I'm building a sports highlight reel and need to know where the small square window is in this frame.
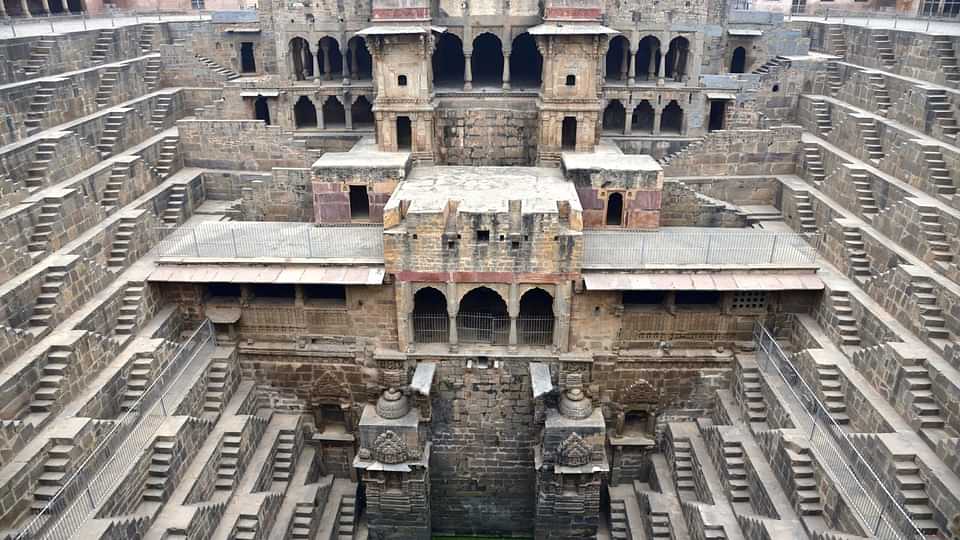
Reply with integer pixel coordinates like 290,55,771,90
566,75,576,86
447,240,455,249
476,230,490,242
511,241,520,250
398,75,408,86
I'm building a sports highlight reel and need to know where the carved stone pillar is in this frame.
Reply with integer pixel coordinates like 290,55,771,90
627,49,636,85
653,107,662,135
446,282,459,352
463,51,473,91
342,50,351,85
502,52,511,90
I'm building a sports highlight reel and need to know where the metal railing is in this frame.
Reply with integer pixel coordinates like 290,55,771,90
412,313,449,344
457,312,511,345
789,6,960,31
582,230,818,268
18,320,215,540
157,222,384,261
0,10,213,38
753,323,925,540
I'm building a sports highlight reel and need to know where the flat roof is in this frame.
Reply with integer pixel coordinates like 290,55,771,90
313,148,411,170
148,265,385,285
386,166,582,215
562,152,662,173
583,272,824,291
527,23,618,35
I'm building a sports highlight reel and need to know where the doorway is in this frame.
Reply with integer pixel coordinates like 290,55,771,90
240,42,256,73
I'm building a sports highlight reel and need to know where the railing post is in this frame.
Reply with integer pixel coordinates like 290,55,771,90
705,234,713,264
769,235,779,263
231,229,239,257
192,228,200,257
874,499,889,534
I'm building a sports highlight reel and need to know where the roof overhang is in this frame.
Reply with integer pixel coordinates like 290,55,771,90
582,272,824,291
239,90,280,97
527,23,619,36
224,27,261,33
728,29,763,36
355,25,445,36
706,92,737,100
147,265,385,285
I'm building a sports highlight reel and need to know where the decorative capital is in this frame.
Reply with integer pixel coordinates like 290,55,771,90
557,432,591,467
372,430,409,464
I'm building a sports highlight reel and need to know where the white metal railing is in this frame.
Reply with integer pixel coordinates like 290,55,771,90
582,229,818,268
18,320,215,540
789,6,960,31
157,222,384,261
753,323,925,540
0,10,214,38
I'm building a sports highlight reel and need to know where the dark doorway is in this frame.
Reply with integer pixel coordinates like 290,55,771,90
433,33,465,87
413,287,449,343
602,101,626,133
457,287,510,345
254,96,270,125
240,42,256,73
661,101,683,134
317,36,343,80
351,96,374,128
518,288,555,346
294,96,317,128
561,117,577,150
349,185,369,220
510,32,542,88
632,100,655,133
636,36,661,80
347,36,373,80
665,36,690,81
4,0,25,15
606,192,624,226
730,46,746,73
606,35,630,82
322,96,346,129
48,0,65,13
289,38,313,80
708,100,727,131
397,116,412,150
65,0,81,10
472,33,504,87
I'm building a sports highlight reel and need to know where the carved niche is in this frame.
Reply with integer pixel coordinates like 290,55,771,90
557,432,592,467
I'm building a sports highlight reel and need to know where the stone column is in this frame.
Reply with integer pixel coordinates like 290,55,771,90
657,46,666,85
653,107,662,135
20,0,32,17
0,1,6,17
502,52,511,90
345,97,354,129
508,282,519,352
553,282,572,352
648,48,657,80
318,97,326,129
627,49,636,85
39,0,51,15
295,285,305,307
463,51,473,91
398,282,415,352
312,50,320,82
624,105,635,135
342,50,351,85
446,282,459,352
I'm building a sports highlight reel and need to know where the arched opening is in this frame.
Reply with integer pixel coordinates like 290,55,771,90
26,0,43,14
4,0,25,15
472,33,504,87
413,287,449,343
289,38,313,81
665,36,690,81
433,32,465,88
561,117,577,151
636,36,661,81
254,96,270,125
397,116,412,150
518,288,555,346
293,96,317,128
602,100,626,133
510,32,542,89
317,36,343,80
606,35,631,82
606,192,624,226
631,100,655,133
661,100,683,134
730,46,747,73
457,287,509,345
240,42,256,73
64,0,81,11
709,100,727,131
351,96,374,128
322,96,346,129
347,36,373,80
48,0,65,13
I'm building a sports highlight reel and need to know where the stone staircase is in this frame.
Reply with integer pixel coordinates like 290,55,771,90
23,38,55,77
28,265,67,331
195,55,240,80
96,111,125,158
648,513,672,539
95,66,121,108
917,206,954,264
27,198,63,260
107,217,138,270
89,29,115,64
144,58,163,92
739,367,767,424
811,98,832,136
825,62,842,96
841,227,872,283
289,502,315,539
273,431,295,482
139,24,158,54
121,353,155,410
202,360,230,415
25,141,58,189
150,95,173,131
162,184,188,226
794,191,818,235
893,456,941,535
752,56,787,76
32,444,77,510
785,442,824,516
849,170,878,219
101,161,131,212
720,440,749,504
609,499,628,540
234,515,262,540
829,291,861,348
867,73,891,115
144,437,175,503
920,145,957,196
927,90,959,141
910,277,951,340
932,36,960,87
900,364,953,445
24,82,56,136
335,495,357,540
802,143,826,186
114,282,145,338
871,31,895,66
856,118,884,161
216,433,242,491
155,137,179,178
31,345,73,413
671,439,696,498
815,364,850,425
828,25,846,57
